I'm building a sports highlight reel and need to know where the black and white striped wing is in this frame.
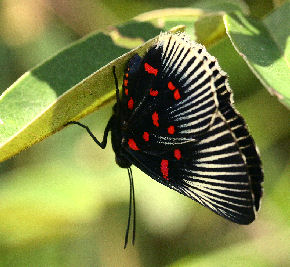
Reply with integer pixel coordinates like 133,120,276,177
123,106,262,224
120,33,223,146
120,32,263,224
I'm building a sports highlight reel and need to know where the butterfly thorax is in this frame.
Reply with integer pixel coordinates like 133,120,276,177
111,103,132,169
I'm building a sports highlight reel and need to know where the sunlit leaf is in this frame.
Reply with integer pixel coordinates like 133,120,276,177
224,3,290,108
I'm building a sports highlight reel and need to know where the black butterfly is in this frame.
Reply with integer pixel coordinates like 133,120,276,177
66,32,263,246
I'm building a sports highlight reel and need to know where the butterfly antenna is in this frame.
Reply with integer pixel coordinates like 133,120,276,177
113,66,121,105
130,167,136,246
124,167,136,249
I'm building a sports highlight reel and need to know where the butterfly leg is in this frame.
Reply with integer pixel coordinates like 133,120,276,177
65,116,113,149
112,66,121,105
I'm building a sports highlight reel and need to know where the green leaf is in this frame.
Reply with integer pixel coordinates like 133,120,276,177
193,0,250,46
0,8,204,163
0,31,150,163
224,3,290,108
195,15,226,47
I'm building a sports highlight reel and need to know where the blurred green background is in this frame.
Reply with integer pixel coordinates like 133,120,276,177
0,0,289,266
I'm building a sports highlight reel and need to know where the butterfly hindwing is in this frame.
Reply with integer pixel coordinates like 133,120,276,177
124,107,258,224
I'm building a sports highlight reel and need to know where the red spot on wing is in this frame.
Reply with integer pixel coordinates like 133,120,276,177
124,79,128,86
128,97,134,110
168,81,176,91
174,89,181,100
168,125,175,134
125,73,128,78
149,88,159,96
128,139,139,150
144,63,158,76
143,132,149,142
174,149,181,160
125,88,128,95
161,159,169,180
152,112,159,127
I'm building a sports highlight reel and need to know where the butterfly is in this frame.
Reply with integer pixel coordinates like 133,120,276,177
66,32,263,246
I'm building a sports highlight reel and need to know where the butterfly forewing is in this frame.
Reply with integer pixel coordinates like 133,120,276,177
118,32,263,224
121,34,222,147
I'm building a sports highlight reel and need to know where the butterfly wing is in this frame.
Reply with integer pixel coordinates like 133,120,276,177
119,33,263,224
123,107,262,224
121,33,224,146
